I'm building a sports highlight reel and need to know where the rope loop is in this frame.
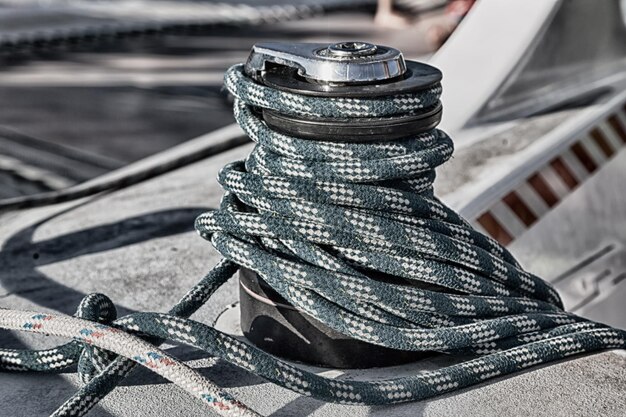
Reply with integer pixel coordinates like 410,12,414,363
75,293,119,383
224,64,442,118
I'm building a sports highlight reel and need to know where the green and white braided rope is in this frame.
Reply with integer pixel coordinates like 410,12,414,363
1,63,625,417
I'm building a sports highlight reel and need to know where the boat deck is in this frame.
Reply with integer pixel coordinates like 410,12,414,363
1,6,625,417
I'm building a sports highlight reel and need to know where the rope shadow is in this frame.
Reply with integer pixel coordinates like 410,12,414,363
0,206,208,317
0,204,214,416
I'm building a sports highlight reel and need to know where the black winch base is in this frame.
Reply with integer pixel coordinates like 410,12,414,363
239,268,429,368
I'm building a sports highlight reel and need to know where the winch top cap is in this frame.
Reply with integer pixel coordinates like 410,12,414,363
245,41,407,84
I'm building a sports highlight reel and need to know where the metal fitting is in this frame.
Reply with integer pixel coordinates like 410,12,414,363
245,41,407,84
242,41,443,142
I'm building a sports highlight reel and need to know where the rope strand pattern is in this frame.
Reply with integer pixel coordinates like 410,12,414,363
1,63,624,416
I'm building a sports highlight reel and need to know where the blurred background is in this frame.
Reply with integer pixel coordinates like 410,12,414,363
1,0,625,199
0,0,466,199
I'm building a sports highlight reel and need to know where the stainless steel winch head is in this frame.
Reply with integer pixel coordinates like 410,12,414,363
245,41,408,84
244,40,442,97
243,41,443,142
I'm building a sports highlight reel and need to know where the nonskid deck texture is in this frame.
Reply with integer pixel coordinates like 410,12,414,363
1,142,626,417
2,64,626,417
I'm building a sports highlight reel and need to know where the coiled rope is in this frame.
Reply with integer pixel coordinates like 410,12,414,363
1,63,625,417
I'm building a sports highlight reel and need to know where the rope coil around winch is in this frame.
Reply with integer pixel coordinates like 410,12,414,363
1,63,625,417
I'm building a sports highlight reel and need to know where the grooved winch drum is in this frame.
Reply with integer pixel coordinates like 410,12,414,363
239,41,443,368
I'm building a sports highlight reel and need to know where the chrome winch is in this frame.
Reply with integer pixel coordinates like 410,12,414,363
243,41,443,142
239,41,443,368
